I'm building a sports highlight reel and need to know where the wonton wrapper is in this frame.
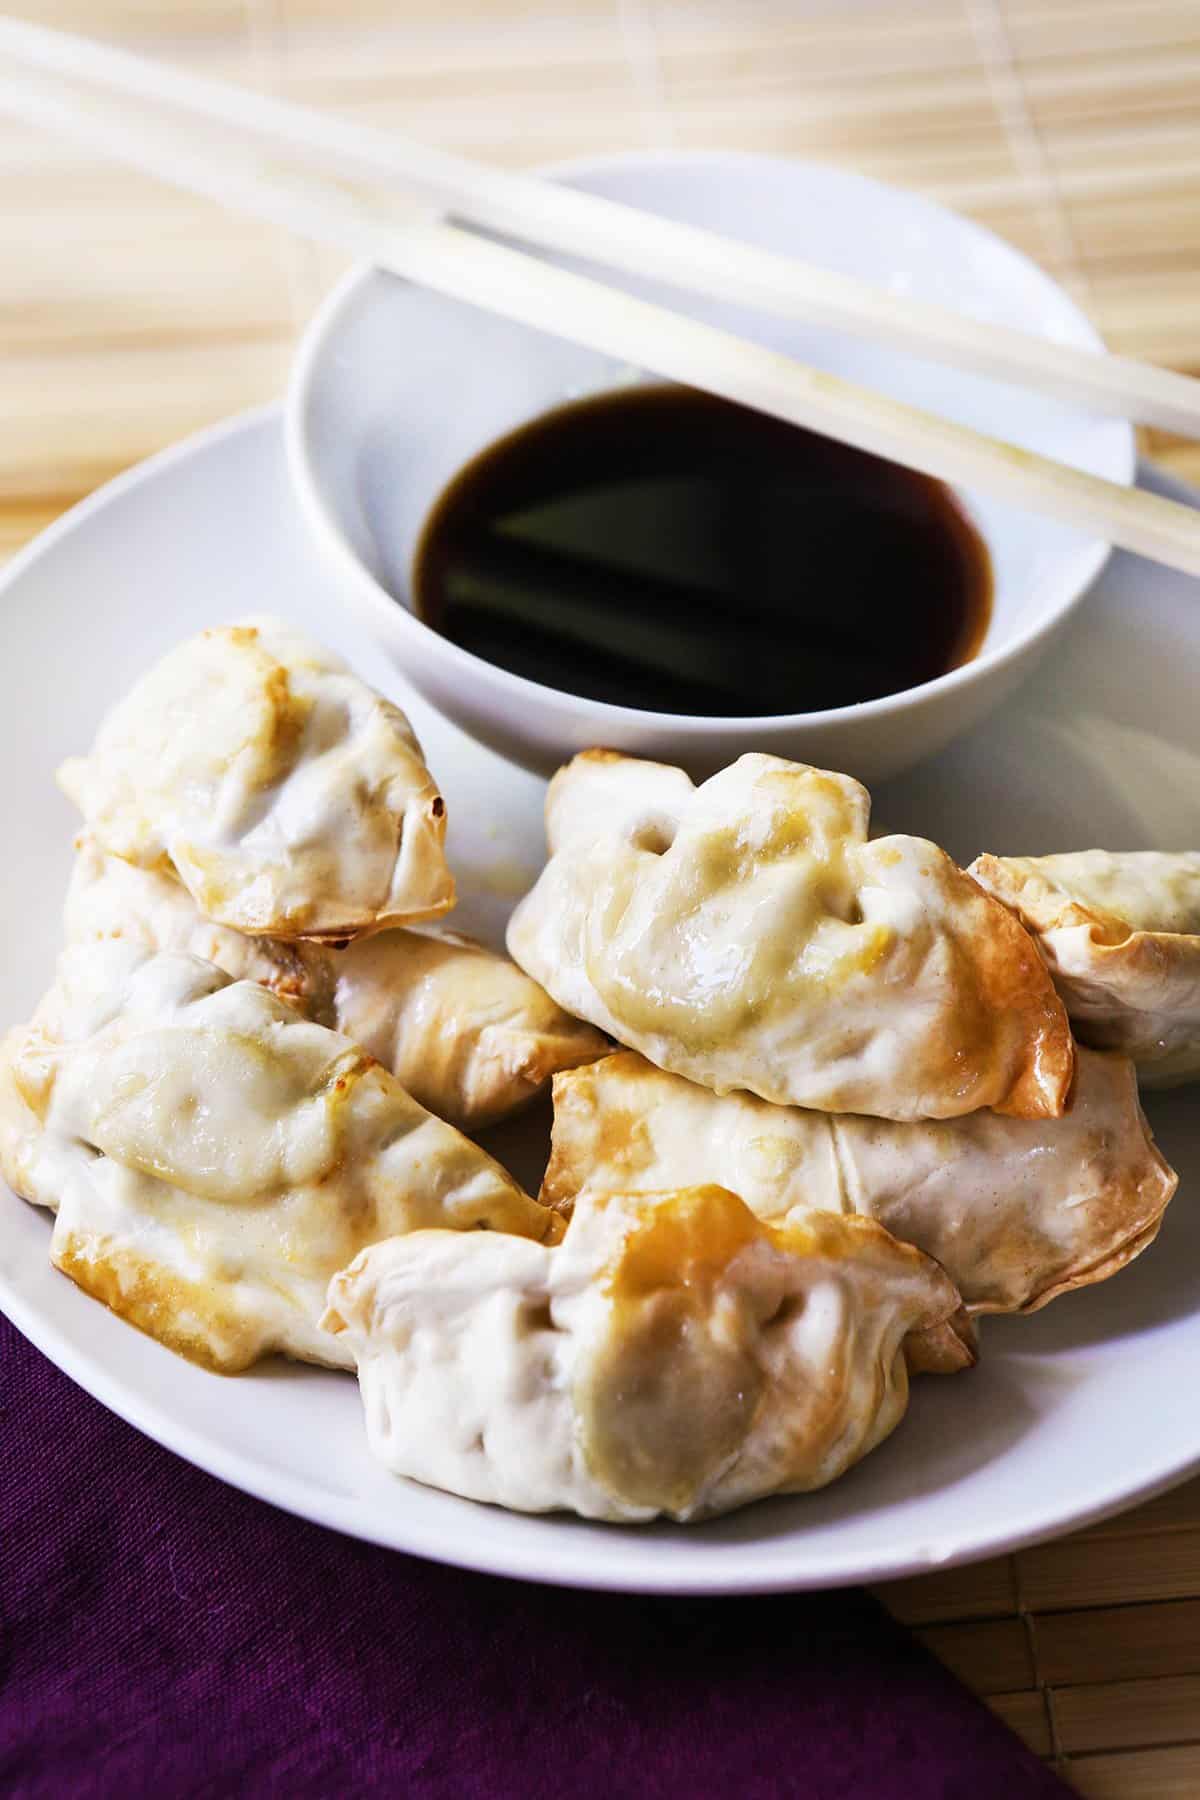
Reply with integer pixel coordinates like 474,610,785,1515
542,1048,1176,1315
65,839,608,1129
57,617,454,940
2,944,556,1372
323,1184,970,1523
971,851,1200,1088
507,751,1073,1121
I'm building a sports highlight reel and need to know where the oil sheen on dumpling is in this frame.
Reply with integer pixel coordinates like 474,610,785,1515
3,944,556,1373
57,618,454,940
65,840,608,1129
541,1049,1175,1315
971,851,1200,1087
323,1185,970,1523
507,750,1073,1121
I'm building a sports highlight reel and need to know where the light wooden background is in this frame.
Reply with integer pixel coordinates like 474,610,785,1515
2,3,1199,1794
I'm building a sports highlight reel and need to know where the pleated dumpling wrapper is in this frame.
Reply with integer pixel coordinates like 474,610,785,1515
0,944,557,1372
57,618,454,940
507,750,1073,1121
322,1184,972,1523
65,839,608,1129
64,834,337,1016
971,851,1200,1088
541,1049,1176,1316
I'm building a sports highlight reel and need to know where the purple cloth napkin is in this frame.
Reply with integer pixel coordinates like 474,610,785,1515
0,1314,1068,1799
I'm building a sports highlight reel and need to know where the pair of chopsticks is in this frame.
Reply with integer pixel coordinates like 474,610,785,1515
2,16,1200,578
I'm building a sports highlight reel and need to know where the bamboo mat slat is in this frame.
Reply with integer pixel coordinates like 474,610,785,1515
915,1616,1036,1691
1070,1745,1200,1800
1037,1600,1200,1688
1073,1482,1200,1540
993,1688,1057,1757
878,1555,1021,1626
1019,1527,1200,1613
1055,1677,1200,1757
2,2,1200,1791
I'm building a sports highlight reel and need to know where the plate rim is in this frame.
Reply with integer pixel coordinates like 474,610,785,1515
3,403,1197,1595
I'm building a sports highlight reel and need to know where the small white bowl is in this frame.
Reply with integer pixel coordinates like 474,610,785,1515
286,151,1134,781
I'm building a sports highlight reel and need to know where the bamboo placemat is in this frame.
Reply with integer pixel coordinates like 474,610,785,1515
2,2,1199,1792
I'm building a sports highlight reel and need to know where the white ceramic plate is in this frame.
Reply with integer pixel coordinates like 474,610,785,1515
3,409,1198,1594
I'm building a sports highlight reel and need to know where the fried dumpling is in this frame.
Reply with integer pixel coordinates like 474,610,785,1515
323,1184,970,1523
64,835,337,1018
330,930,609,1129
65,840,608,1128
57,618,454,941
542,1048,1176,1315
971,851,1200,1087
508,751,1073,1121
3,944,556,1372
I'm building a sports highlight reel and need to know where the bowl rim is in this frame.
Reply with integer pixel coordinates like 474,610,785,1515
285,148,1136,739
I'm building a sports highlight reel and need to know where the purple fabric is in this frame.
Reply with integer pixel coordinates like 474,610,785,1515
0,1315,1067,1799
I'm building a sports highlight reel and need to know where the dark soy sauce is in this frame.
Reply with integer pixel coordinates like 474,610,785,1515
412,384,993,716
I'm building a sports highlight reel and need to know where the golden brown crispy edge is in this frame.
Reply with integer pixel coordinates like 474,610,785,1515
956,863,1076,1118
905,1305,978,1374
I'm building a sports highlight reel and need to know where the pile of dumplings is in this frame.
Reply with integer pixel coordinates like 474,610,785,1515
1,617,1190,1526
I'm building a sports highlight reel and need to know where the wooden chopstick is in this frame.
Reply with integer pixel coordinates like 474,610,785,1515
3,13,1200,435
3,48,1200,577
